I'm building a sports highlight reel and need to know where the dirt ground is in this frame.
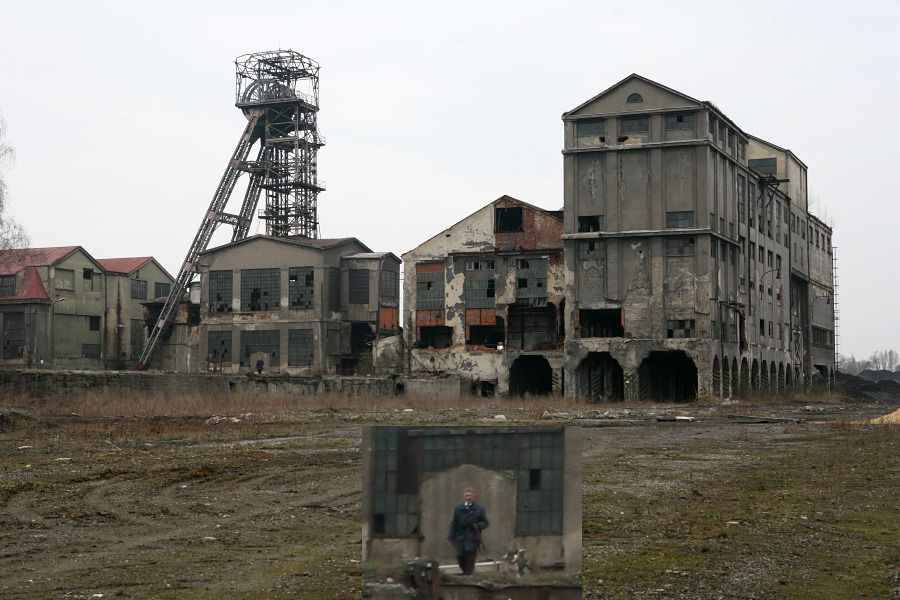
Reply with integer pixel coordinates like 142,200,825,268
1,393,899,600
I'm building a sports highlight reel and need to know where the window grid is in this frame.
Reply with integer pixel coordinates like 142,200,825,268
463,278,496,309
208,270,233,313
82,344,101,359
576,120,606,147
288,329,314,366
416,271,444,310
154,282,171,299
289,267,314,310
577,241,606,261
665,113,694,130
666,319,696,339
0,276,15,297
666,211,694,228
208,330,232,361
620,116,648,134
241,268,280,311
380,270,398,298
130,279,147,300
516,258,548,300
349,269,370,304
666,237,695,257
2,312,24,359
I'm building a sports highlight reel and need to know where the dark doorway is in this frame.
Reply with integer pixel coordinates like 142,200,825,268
509,355,553,396
418,325,452,348
579,309,624,338
638,351,697,402
507,305,558,350
578,352,624,402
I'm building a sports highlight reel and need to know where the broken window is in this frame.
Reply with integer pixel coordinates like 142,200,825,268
666,211,694,228
289,267,314,310
154,282,171,299
288,329,314,366
579,309,624,338
516,258,548,302
130,279,147,300
749,157,777,175
416,269,444,310
620,116,648,134
418,325,452,348
495,206,524,232
241,268,280,311
508,304,557,350
665,113,694,130
578,215,604,232
208,330,232,361
240,329,279,367
576,120,606,147
812,326,833,347
467,321,504,346
208,270,233,313
83,268,95,291
666,319,695,339
465,260,495,270
577,240,605,260
349,269,369,305
665,237,694,257
463,278,495,308
2,312,24,359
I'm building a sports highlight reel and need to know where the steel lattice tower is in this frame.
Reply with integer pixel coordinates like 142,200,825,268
137,50,324,370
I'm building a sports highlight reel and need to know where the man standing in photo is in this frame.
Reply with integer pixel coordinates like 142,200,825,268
447,487,489,575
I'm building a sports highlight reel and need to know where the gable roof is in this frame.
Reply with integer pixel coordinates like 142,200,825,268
0,246,81,275
200,234,372,255
563,74,702,118
96,257,154,275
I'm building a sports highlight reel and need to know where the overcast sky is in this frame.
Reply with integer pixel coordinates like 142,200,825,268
1,0,897,359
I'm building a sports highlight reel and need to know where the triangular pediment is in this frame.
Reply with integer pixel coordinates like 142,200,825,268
564,74,702,118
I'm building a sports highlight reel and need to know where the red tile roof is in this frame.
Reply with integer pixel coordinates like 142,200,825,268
0,246,80,275
96,257,153,275
16,267,49,300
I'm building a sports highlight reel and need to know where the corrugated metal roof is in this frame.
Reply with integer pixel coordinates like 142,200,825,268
0,246,81,275
96,257,153,275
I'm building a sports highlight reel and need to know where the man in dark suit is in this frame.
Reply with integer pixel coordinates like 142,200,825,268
447,487,489,575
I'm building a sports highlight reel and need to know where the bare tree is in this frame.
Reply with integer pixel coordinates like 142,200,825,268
0,113,30,250
867,349,899,372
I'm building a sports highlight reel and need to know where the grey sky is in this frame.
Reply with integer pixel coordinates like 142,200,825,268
1,0,897,359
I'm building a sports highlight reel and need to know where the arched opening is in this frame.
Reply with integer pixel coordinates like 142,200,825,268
760,360,769,393
509,355,553,396
638,351,697,402
769,362,777,394
577,352,624,402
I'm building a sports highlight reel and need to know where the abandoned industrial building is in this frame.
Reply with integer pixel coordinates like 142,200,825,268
0,247,173,369
198,235,399,374
561,74,835,401
402,195,566,396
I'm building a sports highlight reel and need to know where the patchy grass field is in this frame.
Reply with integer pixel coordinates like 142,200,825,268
1,389,898,599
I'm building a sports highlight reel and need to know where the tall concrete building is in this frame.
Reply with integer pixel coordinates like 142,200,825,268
562,75,835,401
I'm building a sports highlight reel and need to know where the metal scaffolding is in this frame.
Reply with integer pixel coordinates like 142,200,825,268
137,50,324,370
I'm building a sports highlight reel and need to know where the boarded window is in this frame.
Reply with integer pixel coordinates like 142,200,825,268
620,116,648,134
666,211,694,228
666,319,695,338
241,268,280,311
208,270,233,312
495,206,524,232
665,113,694,130
666,237,695,257
289,267,314,310
288,329,314,366
349,269,369,304
240,329,280,367
576,120,606,147
130,279,147,300
2,312,24,358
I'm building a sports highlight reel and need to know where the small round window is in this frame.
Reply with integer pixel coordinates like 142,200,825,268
626,93,643,103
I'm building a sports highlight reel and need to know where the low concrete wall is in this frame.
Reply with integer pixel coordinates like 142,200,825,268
0,369,462,398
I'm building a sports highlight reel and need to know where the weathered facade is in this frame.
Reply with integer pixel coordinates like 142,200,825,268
562,74,835,401
0,247,175,370
362,426,582,574
198,235,400,374
402,196,566,395
96,257,175,369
